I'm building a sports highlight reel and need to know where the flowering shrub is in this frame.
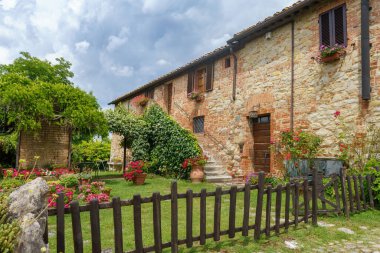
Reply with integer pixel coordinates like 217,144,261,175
85,193,110,203
182,155,208,169
47,182,74,208
2,168,73,179
77,181,111,203
123,160,147,181
272,129,322,176
245,172,287,187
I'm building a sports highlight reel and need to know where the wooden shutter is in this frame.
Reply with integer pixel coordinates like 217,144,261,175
205,63,213,92
334,6,346,45
320,12,331,46
187,72,194,94
145,88,154,99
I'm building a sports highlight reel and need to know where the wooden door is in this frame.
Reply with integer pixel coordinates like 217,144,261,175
252,115,271,172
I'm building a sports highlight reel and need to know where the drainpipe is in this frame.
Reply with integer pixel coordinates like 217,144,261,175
229,43,238,101
361,0,371,100
290,21,295,131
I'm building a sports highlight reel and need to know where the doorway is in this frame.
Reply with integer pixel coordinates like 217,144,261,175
252,115,271,172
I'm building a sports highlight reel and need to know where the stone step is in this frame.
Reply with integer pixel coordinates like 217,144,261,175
205,170,227,177
205,175,232,183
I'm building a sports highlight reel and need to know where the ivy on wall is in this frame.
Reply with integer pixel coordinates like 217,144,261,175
106,104,201,179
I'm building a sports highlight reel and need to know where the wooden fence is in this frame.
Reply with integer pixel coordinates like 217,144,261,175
45,169,378,253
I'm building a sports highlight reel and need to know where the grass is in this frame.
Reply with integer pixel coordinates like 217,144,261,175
46,175,380,252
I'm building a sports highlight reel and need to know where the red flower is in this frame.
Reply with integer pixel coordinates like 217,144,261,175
182,159,189,169
293,137,300,142
333,111,341,118
285,153,292,161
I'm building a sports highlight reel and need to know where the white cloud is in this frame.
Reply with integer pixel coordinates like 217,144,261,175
211,34,231,47
156,59,169,66
75,40,90,53
0,0,17,11
106,27,129,52
142,0,173,14
0,46,12,64
44,44,76,66
110,65,134,77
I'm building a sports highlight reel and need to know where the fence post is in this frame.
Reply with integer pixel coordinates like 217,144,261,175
70,201,83,253
171,181,178,253
228,186,237,238
90,199,101,253
214,187,222,241
133,194,143,252
303,180,309,223
339,167,349,219
242,183,251,236
353,175,361,211
200,189,207,245
275,184,282,235
186,190,193,248
152,192,162,252
284,183,290,231
359,175,367,210
294,182,299,227
254,171,265,241
366,174,375,208
112,197,124,253
265,185,272,238
57,192,65,253
346,176,354,212
311,168,318,226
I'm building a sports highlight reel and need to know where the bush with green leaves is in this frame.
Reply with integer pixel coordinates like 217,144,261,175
143,105,201,179
59,174,79,188
105,107,150,161
0,194,20,253
106,104,201,179
72,138,111,163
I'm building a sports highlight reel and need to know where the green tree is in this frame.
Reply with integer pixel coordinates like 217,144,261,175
0,52,108,164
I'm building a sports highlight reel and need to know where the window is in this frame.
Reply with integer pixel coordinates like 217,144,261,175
252,115,270,124
193,116,204,133
319,5,347,47
187,63,214,94
144,88,155,99
225,57,231,68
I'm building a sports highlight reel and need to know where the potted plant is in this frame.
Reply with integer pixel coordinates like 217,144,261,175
123,160,148,185
182,155,208,183
317,44,345,63
187,91,204,102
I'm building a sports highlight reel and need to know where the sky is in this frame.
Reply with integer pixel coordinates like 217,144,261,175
0,0,298,108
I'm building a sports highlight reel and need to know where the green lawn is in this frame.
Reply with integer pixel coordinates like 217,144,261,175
47,175,380,252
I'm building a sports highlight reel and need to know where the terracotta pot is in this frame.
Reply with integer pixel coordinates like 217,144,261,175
190,165,204,183
133,173,147,185
321,52,340,63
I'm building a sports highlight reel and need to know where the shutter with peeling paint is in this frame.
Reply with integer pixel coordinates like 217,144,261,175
320,12,331,46
205,63,213,92
334,6,346,46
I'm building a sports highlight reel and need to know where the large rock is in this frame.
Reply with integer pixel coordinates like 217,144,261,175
8,177,49,253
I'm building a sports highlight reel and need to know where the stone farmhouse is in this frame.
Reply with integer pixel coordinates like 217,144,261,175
110,0,380,181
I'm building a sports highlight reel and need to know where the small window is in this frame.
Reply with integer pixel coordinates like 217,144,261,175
193,116,204,133
319,5,347,47
225,57,231,68
252,115,270,124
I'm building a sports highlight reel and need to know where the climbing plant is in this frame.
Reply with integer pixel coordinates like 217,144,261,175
106,104,201,179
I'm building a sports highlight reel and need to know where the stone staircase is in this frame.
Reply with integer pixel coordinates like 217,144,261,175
203,151,232,183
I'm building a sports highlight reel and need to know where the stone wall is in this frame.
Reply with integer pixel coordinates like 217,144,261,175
111,0,380,176
19,122,71,168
